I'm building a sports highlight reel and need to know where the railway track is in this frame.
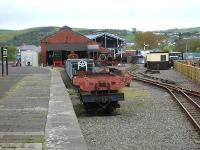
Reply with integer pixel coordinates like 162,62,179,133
127,67,200,131
168,89,200,130
134,76,200,97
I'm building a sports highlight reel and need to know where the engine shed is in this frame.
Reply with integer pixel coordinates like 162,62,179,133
86,32,125,54
146,52,170,70
85,32,125,63
41,26,101,66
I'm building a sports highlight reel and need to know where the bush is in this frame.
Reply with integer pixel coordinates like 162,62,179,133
0,46,16,61
8,46,16,61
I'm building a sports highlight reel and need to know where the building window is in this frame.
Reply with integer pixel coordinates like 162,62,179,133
161,55,166,61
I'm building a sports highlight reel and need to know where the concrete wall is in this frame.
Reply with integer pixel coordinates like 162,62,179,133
174,61,200,85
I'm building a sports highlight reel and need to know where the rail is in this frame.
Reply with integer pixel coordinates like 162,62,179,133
128,68,200,131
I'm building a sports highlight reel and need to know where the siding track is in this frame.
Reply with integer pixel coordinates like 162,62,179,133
128,68,200,131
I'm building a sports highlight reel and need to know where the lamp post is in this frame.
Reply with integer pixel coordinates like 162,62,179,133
186,40,188,53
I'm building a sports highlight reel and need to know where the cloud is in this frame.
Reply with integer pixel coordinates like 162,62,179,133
0,0,200,30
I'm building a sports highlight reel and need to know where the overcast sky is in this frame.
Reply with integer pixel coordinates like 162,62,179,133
0,0,200,31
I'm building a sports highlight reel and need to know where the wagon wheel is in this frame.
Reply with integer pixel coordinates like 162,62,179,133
99,54,107,61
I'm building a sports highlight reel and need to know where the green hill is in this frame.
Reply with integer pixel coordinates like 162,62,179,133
1,26,200,47
0,27,134,46
162,27,200,33
0,27,60,46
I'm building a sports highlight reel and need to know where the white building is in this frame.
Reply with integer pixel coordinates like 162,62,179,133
17,45,40,67
21,50,38,67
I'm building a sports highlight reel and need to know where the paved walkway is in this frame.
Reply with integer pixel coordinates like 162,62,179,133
0,66,87,149
0,67,50,149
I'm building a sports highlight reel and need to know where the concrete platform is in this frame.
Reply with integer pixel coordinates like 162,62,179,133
0,67,50,149
0,66,87,149
45,69,88,150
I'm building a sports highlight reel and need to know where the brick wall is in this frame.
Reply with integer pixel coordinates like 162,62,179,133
41,28,98,65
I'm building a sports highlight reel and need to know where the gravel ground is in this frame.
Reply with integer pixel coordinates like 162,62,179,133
67,65,200,150
138,65,200,91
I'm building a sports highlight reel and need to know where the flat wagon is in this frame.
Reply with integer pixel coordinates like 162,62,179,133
64,59,133,112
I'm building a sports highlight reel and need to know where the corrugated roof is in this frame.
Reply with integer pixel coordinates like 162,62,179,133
85,32,125,41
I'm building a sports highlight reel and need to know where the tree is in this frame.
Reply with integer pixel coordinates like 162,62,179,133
175,38,200,52
162,46,171,52
175,39,186,52
189,39,200,51
135,32,166,50
0,46,16,61
196,47,200,52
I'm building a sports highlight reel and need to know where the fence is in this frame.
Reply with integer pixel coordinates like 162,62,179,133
174,61,200,85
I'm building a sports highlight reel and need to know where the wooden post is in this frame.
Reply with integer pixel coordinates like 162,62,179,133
1,49,4,76
115,38,119,59
104,33,107,49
